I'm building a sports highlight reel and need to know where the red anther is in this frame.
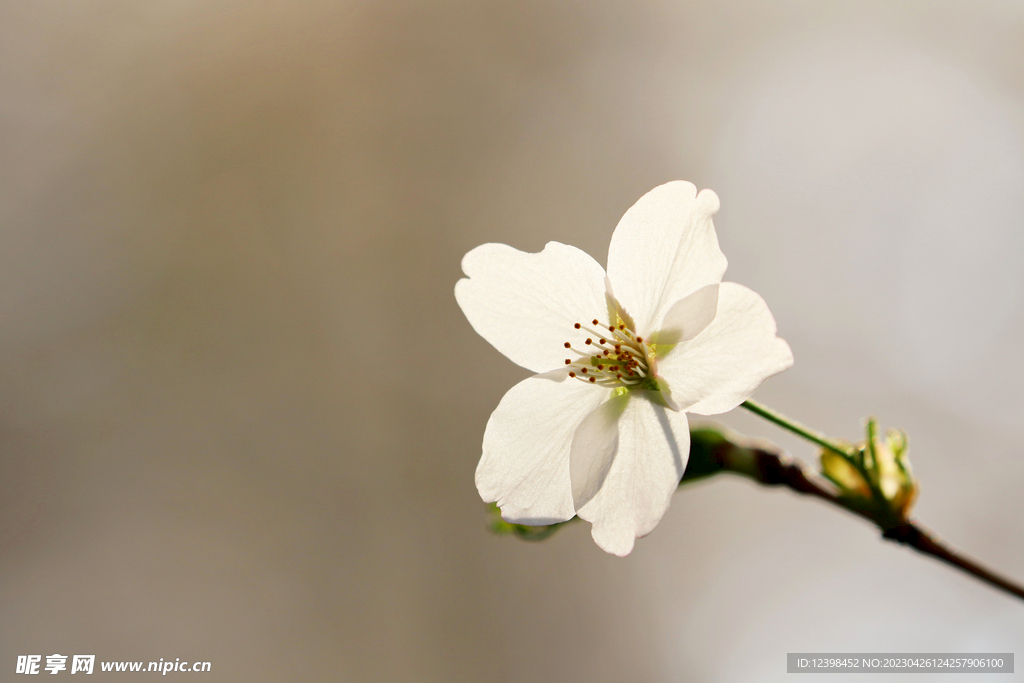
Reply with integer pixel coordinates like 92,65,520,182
636,336,643,342
599,338,606,344
581,368,588,374
569,372,576,378
565,359,571,365
574,323,581,329
585,338,592,345
608,325,615,332
592,319,599,325
619,324,625,330
589,377,596,383
564,342,571,348
616,373,622,379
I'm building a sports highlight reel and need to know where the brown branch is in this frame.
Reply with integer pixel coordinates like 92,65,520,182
882,524,1024,601
698,426,1024,602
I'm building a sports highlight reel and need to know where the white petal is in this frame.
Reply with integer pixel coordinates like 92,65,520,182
606,182,727,334
575,393,689,556
570,392,629,509
657,282,794,416
477,371,612,525
455,241,609,373
649,283,719,346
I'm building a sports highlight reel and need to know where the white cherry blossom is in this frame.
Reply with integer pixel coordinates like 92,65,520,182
455,181,793,555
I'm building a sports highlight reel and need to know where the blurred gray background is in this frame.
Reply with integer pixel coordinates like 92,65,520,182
1,1,1022,681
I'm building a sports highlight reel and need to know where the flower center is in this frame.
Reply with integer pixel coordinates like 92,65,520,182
562,318,655,389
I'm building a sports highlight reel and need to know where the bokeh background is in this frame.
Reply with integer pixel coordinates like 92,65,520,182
2,1,1023,681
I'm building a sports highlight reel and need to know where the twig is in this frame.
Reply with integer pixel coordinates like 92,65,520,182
698,426,1024,602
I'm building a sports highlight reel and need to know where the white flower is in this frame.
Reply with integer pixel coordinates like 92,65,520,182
455,181,793,556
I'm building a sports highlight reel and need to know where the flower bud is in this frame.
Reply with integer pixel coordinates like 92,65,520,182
871,427,917,519
819,419,918,528
820,444,870,498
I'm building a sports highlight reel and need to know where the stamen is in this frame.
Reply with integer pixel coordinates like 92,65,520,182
620,346,644,359
579,322,613,341
561,314,653,390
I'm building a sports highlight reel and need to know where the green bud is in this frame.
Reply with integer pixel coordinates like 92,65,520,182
821,443,871,498
875,427,917,519
819,419,918,529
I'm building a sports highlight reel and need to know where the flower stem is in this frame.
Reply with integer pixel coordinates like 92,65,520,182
741,399,852,456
